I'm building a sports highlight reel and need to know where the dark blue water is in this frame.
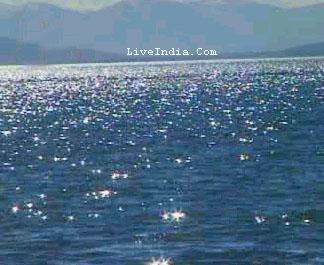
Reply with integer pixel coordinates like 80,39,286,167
0,58,323,265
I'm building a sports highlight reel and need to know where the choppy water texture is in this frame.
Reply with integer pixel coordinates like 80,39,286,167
0,58,324,265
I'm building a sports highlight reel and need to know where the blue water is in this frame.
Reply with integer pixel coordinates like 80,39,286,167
0,58,323,265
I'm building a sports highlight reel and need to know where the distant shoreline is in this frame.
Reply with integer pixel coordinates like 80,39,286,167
1,36,324,66
1,55,324,68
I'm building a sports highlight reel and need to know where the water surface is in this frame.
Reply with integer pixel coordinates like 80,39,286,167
0,58,323,264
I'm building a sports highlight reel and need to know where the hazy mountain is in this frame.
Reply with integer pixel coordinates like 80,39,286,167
0,2,19,17
1,36,323,65
0,37,122,64
1,0,324,10
281,42,324,57
219,42,324,59
0,0,323,54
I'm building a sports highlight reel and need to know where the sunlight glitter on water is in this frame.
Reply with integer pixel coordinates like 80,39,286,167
0,58,323,264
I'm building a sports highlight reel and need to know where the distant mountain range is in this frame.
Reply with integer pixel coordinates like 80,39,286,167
0,0,324,56
0,37,122,64
0,37,323,65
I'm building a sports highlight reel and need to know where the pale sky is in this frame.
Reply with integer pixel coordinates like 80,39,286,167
0,0,324,10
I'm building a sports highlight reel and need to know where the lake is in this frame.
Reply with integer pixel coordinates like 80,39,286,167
0,58,323,264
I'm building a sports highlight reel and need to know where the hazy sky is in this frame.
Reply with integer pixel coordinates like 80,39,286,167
1,0,324,10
